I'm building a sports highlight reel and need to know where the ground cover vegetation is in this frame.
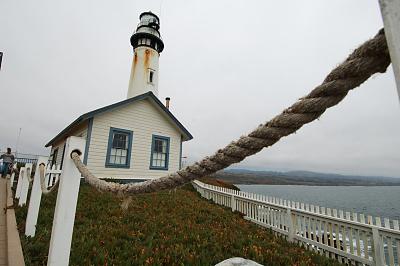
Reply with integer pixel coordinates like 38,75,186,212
16,182,341,265
198,177,240,190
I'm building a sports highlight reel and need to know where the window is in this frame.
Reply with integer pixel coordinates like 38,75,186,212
148,69,155,84
105,128,133,168
150,135,170,170
51,148,58,167
60,143,66,169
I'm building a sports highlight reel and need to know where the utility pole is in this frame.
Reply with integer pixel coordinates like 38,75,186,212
0,52,3,70
15,127,22,158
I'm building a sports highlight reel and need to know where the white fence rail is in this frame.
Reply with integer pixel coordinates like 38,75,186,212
192,180,400,266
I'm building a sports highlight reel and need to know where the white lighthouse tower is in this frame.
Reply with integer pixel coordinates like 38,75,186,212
127,12,164,99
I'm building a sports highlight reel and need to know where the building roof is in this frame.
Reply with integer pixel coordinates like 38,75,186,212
45,91,193,147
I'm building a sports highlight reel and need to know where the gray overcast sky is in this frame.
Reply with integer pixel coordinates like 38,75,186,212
1,1,399,177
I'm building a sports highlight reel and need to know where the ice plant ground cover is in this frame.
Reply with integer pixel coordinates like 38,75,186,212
15,182,341,265
199,177,240,191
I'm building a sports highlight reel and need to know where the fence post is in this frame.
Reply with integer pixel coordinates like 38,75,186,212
231,194,236,212
19,163,32,206
47,136,85,266
15,167,25,199
10,163,17,188
372,227,384,266
287,208,295,242
379,0,400,100
25,156,48,237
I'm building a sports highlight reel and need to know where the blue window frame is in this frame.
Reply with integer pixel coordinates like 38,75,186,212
105,127,133,168
150,135,170,170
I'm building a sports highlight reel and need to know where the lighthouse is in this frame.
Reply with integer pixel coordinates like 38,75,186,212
127,12,164,99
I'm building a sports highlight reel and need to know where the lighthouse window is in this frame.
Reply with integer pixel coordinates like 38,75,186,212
155,43,158,50
148,69,154,84
146,39,151,45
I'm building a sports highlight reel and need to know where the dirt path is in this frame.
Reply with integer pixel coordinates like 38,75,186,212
0,178,7,265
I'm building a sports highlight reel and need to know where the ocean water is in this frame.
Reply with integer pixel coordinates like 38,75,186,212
236,185,400,221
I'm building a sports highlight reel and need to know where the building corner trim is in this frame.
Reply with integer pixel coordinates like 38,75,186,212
83,118,93,165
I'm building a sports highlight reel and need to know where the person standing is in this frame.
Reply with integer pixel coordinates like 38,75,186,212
0,148,15,178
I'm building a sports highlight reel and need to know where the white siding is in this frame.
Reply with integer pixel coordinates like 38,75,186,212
49,123,88,168
86,99,182,179
75,126,88,139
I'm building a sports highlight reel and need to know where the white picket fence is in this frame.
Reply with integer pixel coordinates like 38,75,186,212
11,136,86,266
44,164,62,188
192,180,400,266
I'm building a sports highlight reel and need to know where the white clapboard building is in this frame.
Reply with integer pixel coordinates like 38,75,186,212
45,12,192,181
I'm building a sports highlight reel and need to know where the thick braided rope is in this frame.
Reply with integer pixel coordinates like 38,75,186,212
71,29,391,195
19,168,24,183
39,164,59,194
27,167,32,182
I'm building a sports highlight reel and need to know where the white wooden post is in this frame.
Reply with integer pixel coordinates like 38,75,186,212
47,136,85,266
15,166,25,199
287,208,295,242
19,163,33,206
372,227,384,266
231,194,236,212
25,156,48,237
10,163,17,187
379,0,400,99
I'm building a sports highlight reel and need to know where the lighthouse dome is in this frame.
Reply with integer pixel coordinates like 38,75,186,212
130,11,164,53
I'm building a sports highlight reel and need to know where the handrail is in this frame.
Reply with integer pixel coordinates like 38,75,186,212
195,180,399,234
192,180,400,266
